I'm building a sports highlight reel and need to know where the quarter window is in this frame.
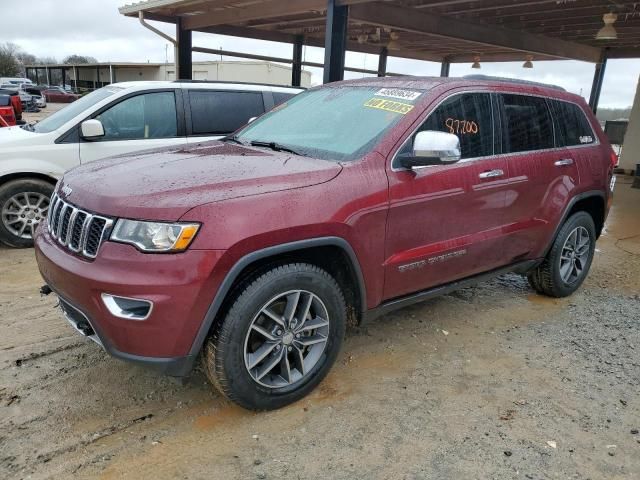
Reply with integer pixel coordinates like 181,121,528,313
550,100,595,147
189,90,265,135
414,93,494,159
95,91,178,140
500,94,553,153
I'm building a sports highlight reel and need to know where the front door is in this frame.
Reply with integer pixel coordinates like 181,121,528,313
383,91,510,300
79,90,186,163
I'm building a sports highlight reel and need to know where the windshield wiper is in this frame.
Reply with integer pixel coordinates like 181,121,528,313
221,134,246,145
20,123,35,132
249,140,307,156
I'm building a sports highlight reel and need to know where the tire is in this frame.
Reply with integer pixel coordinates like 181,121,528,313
0,178,54,248
203,263,346,410
527,211,596,298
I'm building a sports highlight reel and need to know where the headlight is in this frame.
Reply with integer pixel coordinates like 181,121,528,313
110,219,200,252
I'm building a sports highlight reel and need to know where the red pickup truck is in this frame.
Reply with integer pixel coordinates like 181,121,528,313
35,76,615,410
0,89,22,124
0,95,16,127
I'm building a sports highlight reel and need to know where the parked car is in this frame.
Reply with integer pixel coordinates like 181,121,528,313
42,87,79,103
34,76,615,410
25,87,46,108
0,77,33,87
0,95,16,127
0,81,302,247
0,88,23,123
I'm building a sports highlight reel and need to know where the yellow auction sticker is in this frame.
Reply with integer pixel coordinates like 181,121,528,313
364,98,414,115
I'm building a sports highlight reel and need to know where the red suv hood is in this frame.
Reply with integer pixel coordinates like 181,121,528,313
61,142,343,221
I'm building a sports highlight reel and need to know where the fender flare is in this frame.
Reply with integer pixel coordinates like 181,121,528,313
543,190,606,256
188,236,367,356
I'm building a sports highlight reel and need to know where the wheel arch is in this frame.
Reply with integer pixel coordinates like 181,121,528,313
189,237,367,357
0,171,59,187
544,190,606,257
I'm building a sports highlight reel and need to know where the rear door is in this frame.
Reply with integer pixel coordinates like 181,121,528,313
383,91,511,300
185,89,266,144
79,90,186,163
498,93,580,260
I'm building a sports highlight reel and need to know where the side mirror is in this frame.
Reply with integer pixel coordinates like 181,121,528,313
247,116,257,124
80,119,105,140
398,130,461,169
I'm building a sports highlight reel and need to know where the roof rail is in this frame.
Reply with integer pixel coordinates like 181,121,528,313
463,75,566,92
173,79,306,90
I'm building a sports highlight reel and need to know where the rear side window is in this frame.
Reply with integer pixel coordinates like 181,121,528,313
500,94,553,153
417,92,494,159
189,90,265,135
273,91,296,106
550,100,595,147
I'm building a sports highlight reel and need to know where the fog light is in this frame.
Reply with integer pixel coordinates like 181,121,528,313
101,294,153,320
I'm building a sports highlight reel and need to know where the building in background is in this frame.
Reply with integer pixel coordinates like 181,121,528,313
24,61,312,90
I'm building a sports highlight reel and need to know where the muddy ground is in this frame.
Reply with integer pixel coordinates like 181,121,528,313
1,178,639,480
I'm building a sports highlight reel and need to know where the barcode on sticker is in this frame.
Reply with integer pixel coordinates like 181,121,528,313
374,88,422,101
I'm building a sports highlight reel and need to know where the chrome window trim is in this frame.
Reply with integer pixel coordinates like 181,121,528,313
390,89,600,173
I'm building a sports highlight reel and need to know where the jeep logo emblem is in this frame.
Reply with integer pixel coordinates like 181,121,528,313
61,185,73,197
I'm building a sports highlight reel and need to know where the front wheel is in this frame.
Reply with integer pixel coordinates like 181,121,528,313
528,211,596,297
203,263,346,410
0,179,54,248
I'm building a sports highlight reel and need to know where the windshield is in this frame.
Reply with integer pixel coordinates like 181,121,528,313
33,86,123,133
235,86,426,161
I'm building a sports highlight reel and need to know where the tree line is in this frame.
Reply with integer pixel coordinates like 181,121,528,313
0,42,97,77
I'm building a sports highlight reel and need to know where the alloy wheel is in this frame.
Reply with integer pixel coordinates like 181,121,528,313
559,226,591,284
1,192,49,240
244,289,330,388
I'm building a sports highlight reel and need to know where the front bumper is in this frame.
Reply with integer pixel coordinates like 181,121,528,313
34,224,225,376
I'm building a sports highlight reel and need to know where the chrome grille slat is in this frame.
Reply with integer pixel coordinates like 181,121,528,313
46,193,113,259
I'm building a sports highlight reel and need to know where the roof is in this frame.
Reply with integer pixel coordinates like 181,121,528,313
119,0,640,64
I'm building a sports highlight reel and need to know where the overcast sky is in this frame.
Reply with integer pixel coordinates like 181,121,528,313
6,0,640,109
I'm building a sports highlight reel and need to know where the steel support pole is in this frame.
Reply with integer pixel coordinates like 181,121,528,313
45,66,50,86
176,17,193,80
292,36,304,87
589,51,607,113
440,59,450,77
323,0,348,83
378,47,388,77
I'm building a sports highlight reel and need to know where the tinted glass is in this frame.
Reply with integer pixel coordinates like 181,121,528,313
550,100,595,147
501,94,553,153
415,93,493,159
273,91,296,106
189,90,265,135
96,91,177,140
237,86,427,162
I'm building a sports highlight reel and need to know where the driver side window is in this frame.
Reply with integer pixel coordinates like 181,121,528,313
400,93,494,160
96,91,178,141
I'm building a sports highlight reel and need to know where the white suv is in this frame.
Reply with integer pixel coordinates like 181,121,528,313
0,81,302,247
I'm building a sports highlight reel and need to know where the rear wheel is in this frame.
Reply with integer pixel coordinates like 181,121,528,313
203,263,346,410
0,179,53,248
528,211,596,297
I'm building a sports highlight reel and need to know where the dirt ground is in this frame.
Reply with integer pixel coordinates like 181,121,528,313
1,178,639,480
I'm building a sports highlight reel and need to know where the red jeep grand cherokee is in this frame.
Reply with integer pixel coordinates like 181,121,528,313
35,77,615,410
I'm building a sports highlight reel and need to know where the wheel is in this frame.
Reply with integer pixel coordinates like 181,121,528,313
0,179,54,248
203,263,346,410
527,211,596,298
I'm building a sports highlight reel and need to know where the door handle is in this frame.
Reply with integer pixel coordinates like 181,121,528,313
479,169,504,179
554,158,574,166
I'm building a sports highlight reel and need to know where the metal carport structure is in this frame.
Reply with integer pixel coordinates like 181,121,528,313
119,0,640,112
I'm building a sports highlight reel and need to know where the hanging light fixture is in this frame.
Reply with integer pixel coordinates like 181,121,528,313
596,13,618,40
523,55,534,68
471,56,481,69
387,32,400,50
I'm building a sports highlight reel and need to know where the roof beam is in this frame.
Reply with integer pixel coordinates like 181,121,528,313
349,2,603,63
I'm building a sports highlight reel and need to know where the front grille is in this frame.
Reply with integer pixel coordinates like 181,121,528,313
47,193,113,259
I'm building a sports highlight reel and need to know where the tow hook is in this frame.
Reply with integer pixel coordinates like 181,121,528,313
39,284,52,296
